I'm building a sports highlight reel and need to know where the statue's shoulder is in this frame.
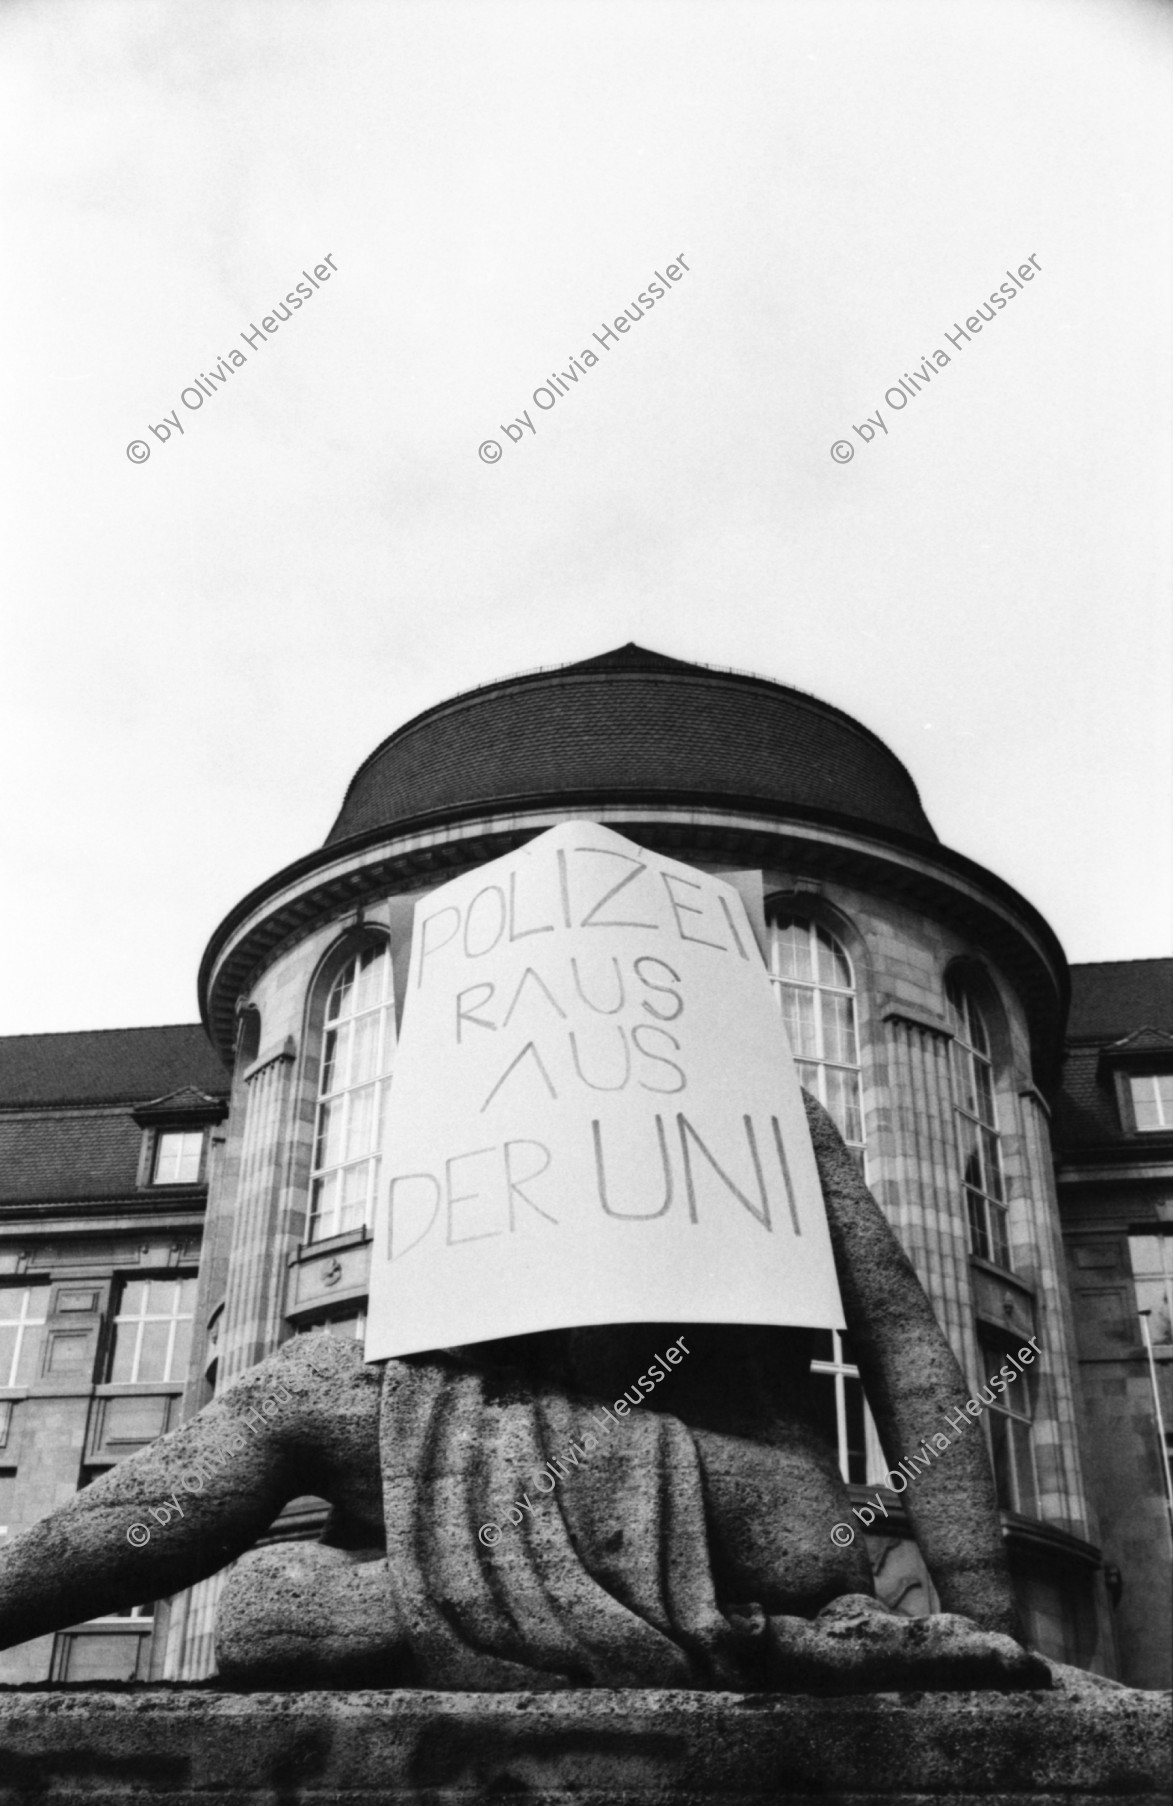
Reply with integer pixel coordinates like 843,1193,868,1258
270,1331,376,1390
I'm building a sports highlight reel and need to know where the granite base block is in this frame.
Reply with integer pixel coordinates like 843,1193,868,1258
0,1685,1168,1805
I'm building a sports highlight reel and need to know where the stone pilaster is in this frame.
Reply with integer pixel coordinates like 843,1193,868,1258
880,1011,979,1382
166,1042,300,1680
1014,1087,1094,1537
217,1041,298,1384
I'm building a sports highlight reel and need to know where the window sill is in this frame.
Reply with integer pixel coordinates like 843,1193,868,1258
1000,1513,1102,1570
842,1497,1102,1574
970,1254,1033,1293
290,1227,372,1265
22,1380,102,1397
846,1483,910,1534
93,1382,186,1398
59,1617,154,1634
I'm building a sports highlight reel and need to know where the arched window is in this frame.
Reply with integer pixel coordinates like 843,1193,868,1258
308,942,396,1243
768,916,864,1153
235,1005,261,1070
946,976,1010,1268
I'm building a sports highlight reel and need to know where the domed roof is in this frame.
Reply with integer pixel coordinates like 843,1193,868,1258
325,644,937,848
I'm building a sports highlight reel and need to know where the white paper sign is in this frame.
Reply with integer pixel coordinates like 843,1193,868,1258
365,822,844,1360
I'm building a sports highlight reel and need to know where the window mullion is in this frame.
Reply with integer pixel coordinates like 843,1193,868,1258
832,1339,849,1479
9,1301,24,1389
340,1088,354,1235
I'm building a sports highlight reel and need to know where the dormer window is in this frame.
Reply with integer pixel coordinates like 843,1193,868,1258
1097,1029,1173,1137
151,1130,205,1185
132,1086,227,1189
1128,1073,1172,1133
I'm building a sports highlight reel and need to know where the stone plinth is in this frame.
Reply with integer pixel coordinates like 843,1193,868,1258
0,1684,1169,1805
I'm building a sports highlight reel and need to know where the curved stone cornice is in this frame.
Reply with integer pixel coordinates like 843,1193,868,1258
198,800,1069,1087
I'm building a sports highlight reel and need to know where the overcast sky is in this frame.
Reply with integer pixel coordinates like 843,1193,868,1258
1,0,1169,1037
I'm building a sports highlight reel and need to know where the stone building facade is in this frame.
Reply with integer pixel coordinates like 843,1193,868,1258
1053,961,1173,1687
1,646,1169,1687
0,1026,229,1680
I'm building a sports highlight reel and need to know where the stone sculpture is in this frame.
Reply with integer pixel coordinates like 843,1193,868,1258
0,1097,1049,1691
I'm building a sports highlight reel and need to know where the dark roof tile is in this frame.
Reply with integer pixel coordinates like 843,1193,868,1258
0,1112,146,1202
325,645,938,849
1054,962,1173,1152
1053,1047,1122,1150
1065,960,1173,1042
0,1025,229,1109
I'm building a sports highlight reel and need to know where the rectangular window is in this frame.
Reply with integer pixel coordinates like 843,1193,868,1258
1129,1232,1173,1346
0,1288,49,1389
152,1130,205,1185
809,1330,877,1486
50,1613,153,1683
1129,1073,1173,1133
109,1279,197,1384
977,1330,1038,1516
293,1311,367,1350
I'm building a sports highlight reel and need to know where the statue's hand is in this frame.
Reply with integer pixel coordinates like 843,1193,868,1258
765,1594,1051,1693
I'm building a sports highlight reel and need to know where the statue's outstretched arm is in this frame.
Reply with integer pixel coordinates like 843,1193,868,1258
0,1333,378,1654
803,1092,1023,1642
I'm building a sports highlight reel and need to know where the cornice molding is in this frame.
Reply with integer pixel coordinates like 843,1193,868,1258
1017,1082,1053,1120
197,804,1069,1086
1056,1153,1173,1183
241,1038,298,1084
0,1202,206,1233
132,1089,229,1129
882,1000,954,1039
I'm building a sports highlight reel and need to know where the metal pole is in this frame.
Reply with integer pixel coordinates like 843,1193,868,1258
1138,1310,1173,1549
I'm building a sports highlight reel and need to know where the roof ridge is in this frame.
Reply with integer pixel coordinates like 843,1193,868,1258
1104,1025,1173,1048
1070,957,1173,970
0,1022,209,1044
